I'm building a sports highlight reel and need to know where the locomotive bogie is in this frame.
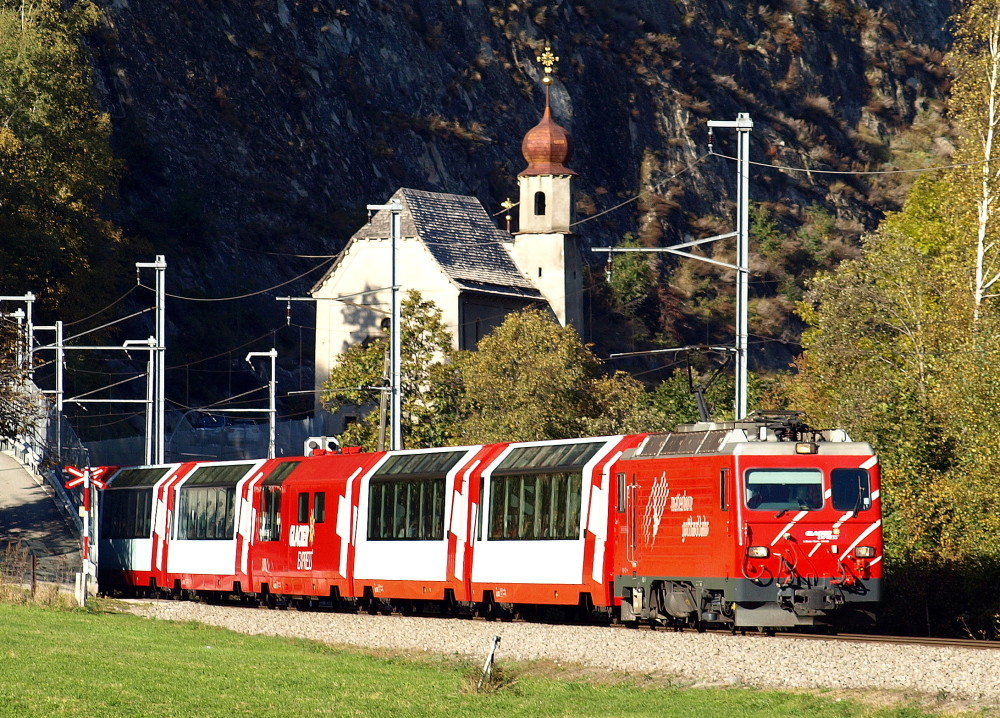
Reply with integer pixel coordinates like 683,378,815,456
95,421,882,631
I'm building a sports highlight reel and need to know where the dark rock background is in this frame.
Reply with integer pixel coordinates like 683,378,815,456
80,0,957,421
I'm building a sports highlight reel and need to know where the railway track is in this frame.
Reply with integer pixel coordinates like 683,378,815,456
126,596,1000,651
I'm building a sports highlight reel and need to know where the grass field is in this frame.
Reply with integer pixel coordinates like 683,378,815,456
0,602,944,717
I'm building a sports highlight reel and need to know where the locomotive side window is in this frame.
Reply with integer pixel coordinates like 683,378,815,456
488,472,582,540
297,492,309,523
831,468,872,512
720,468,729,511
616,473,626,513
745,468,823,511
367,478,445,540
314,492,326,523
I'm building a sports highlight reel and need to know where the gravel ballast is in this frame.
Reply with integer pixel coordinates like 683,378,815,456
124,600,999,710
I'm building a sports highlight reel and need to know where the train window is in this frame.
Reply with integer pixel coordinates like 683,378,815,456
108,467,171,488
298,492,309,523
495,440,604,473
488,472,582,540
258,486,281,541
744,468,823,511
720,468,729,511
616,473,626,513
175,486,237,540
367,477,446,540
831,468,872,512
101,488,153,539
314,492,326,523
261,461,300,486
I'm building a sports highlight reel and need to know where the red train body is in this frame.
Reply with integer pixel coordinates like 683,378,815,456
96,416,882,630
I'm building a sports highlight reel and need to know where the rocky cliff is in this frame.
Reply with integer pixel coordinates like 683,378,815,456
89,0,958,401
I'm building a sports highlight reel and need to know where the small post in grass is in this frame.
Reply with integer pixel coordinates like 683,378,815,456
477,635,501,691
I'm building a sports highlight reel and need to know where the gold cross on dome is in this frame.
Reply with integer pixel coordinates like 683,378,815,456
536,46,558,84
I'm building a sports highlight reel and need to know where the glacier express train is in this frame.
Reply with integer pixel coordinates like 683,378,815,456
95,414,881,630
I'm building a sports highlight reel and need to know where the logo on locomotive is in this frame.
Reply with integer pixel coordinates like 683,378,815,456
289,524,311,547
642,473,670,545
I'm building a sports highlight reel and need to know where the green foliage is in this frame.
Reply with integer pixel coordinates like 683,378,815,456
605,233,654,312
0,0,129,313
321,291,459,450
750,203,783,257
458,309,652,443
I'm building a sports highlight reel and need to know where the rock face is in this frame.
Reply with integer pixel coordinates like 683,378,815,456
89,0,957,372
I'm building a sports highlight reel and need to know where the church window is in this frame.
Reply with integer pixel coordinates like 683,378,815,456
534,191,546,215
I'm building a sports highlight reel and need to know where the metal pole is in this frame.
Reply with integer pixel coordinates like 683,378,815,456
155,257,166,463
246,349,278,459
268,349,276,459
735,114,752,421
366,200,403,451
707,113,753,420
390,206,402,451
137,256,167,463
56,321,63,462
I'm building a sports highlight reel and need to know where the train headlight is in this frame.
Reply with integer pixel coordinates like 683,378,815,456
748,546,770,558
854,546,876,558
795,442,818,454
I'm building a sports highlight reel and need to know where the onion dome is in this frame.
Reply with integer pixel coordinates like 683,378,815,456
520,102,576,176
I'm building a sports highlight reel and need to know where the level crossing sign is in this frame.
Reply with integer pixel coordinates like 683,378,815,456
63,466,108,490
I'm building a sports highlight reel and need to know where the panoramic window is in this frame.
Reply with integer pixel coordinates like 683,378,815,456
368,478,445,540
744,468,823,511
488,472,582,540
366,450,467,541
102,489,153,539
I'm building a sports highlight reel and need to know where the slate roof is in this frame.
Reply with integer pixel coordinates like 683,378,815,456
311,188,542,300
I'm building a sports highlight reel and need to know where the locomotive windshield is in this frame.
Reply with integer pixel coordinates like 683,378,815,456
831,468,872,513
745,468,823,511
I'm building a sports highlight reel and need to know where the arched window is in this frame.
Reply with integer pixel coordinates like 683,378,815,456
534,191,546,216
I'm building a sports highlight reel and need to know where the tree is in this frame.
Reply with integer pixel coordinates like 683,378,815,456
320,291,459,450
457,309,656,443
605,233,654,313
0,318,38,441
0,0,129,312
946,0,1000,321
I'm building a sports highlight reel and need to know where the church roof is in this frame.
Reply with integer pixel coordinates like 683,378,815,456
311,188,542,299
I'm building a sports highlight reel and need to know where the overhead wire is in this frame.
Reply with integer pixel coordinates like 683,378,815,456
708,149,996,176
140,256,334,302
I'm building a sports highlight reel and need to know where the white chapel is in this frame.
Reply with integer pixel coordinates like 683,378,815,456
310,81,583,423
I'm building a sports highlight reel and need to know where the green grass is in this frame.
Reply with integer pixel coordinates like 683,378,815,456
0,603,943,718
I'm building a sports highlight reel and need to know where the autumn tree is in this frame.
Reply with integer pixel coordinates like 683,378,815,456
0,0,128,312
457,309,658,443
320,291,460,450
947,0,1000,321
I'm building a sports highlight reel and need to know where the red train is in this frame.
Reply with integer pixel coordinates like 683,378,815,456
95,413,882,630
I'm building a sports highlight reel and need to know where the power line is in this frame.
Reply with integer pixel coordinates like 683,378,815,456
708,149,994,176
62,286,140,327
140,257,334,302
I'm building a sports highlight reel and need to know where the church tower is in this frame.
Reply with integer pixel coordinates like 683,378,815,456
508,47,584,329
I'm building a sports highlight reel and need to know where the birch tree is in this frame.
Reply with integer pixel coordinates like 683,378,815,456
948,0,1000,320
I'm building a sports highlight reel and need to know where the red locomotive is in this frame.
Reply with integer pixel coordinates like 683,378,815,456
96,413,881,630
